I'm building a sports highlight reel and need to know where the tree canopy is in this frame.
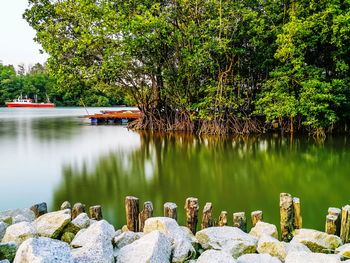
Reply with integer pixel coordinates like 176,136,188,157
23,0,350,136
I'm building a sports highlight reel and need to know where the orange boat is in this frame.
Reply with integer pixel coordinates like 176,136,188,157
6,96,55,108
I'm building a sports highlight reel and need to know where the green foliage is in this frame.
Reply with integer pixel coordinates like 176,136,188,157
23,0,350,134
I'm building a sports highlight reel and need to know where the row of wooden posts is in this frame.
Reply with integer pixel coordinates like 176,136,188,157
50,193,350,243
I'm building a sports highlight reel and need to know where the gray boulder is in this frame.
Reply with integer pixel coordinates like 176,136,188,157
285,251,341,263
196,226,257,258
249,222,278,239
0,242,17,261
0,223,7,241
116,230,172,263
114,231,143,250
0,260,10,263
71,220,115,263
64,213,90,234
237,253,281,263
34,209,71,238
291,229,342,253
197,249,236,263
144,217,196,262
2,222,37,245
13,237,73,263
0,209,35,224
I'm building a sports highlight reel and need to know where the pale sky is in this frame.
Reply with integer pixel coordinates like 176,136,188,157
0,0,48,67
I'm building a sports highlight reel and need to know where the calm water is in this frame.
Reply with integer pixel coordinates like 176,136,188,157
0,107,349,231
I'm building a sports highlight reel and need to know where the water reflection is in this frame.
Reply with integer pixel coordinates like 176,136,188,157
53,132,350,230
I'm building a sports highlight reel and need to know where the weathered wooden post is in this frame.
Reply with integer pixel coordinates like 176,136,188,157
325,207,341,236
185,197,199,234
139,201,153,232
89,205,103,220
233,212,247,232
72,203,86,220
218,211,228,226
340,205,350,243
251,211,263,227
201,202,214,229
30,202,48,218
125,196,139,232
60,201,71,210
293,197,302,229
164,202,177,221
280,193,294,242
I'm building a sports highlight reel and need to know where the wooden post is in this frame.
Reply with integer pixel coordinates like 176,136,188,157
233,212,247,232
60,201,71,210
293,197,302,229
30,202,48,218
280,193,294,242
340,205,350,243
89,205,103,221
326,207,341,236
139,201,153,232
218,211,228,226
251,210,263,227
164,202,177,221
201,202,213,229
72,203,86,220
125,196,139,232
185,197,199,234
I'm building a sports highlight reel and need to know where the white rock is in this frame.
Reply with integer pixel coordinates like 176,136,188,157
13,237,73,263
117,230,171,263
71,220,115,263
64,213,90,234
285,251,341,263
2,222,37,245
0,260,10,263
197,249,236,263
34,209,71,238
0,222,7,241
257,234,310,261
144,217,196,262
291,229,342,252
335,243,350,258
196,226,257,258
0,209,35,224
114,231,143,250
249,222,278,239
237,253,281,263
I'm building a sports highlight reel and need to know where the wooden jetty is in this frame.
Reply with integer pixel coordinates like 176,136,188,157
81,110,141,125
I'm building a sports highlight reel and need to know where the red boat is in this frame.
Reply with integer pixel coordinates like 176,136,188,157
6,96,55,108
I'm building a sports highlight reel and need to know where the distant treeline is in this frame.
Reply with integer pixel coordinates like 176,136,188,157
0,62,128,106
23,0,350,136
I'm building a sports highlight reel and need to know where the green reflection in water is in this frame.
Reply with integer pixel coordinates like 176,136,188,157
53,133,350,230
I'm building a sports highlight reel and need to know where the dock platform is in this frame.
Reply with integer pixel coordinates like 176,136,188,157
81,110,141,125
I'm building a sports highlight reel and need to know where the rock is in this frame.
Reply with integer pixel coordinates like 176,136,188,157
61,232,75,244
144,217,196,262
197,249,236,263
237,253,282,263
335,243,350,259
2,222,37,245
0,260,10,263
249,222,278,239
257,234,310,261
116,230,172,263
60,201,71,210
0,223,7,241
0,242,17,261
34,209,71,238
292,229,342,252
30,203,48,218
0,209,35,224
13,237,73,263
71,220,115,263
114,231,143,250
285,251,341,263
196,226,257,258
64,213,90,234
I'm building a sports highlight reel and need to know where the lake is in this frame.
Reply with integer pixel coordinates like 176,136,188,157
0,107,349,231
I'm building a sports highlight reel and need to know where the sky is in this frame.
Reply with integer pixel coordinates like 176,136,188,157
0,0,48,68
